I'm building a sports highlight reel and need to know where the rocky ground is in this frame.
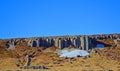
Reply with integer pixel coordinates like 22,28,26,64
0,38,120,71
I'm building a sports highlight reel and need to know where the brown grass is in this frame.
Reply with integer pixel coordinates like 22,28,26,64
0,39,120,71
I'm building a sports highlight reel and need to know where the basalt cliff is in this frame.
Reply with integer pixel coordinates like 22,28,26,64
2,33,120,50
0,34,120,70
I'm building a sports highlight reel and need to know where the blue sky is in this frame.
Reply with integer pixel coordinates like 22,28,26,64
0,0,120,39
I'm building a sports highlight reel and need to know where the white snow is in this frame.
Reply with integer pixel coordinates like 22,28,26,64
96,44,105,49
55,49,89,58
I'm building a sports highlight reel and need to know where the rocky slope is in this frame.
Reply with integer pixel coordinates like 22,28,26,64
0,34,120,71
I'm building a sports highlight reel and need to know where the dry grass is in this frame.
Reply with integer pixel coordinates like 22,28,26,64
0,39,120,71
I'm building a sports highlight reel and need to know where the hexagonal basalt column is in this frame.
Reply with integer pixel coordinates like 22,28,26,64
85,36,89,51
45,38,54,47
32,40,37,47
27,39,39,47
54,38,59,48
64,39,68,48
70,38,74,46
58,38,63,49
76,36,81,48
80,36,85,50
73,38,76,47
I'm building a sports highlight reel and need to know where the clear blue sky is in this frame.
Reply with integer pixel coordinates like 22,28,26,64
0,0,120,39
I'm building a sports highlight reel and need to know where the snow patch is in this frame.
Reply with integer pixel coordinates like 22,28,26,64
55,49,89,58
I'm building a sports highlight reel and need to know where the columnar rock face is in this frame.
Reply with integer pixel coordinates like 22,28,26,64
3,34,120,51
58,39,62,49
85,36,90,51
76,37,81,48
64,39,68,48
80,36,85,50
32,40,37,47
55,38,59,48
